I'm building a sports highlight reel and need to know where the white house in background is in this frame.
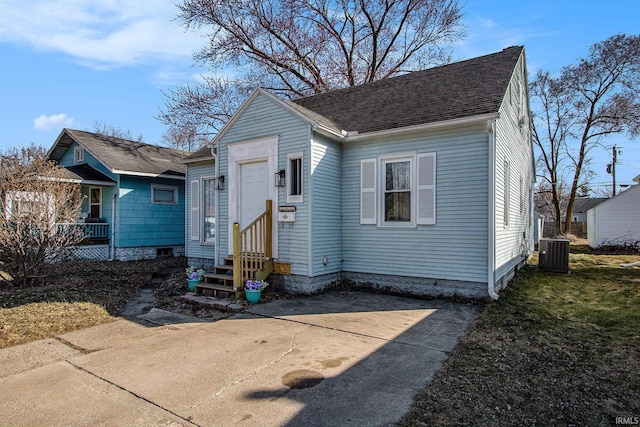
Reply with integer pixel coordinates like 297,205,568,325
587,175,640,248
183,46,535,300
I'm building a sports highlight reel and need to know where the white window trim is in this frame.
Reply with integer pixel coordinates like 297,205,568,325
361,152,436,227
286,152,303,204
202,176,216,244
379,154,416,227
74,147,84,163
190,180,199,241
151,184,178,204
89,187,102,219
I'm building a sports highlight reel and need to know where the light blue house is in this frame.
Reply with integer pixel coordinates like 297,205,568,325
184,46,535,299
47,129,186,261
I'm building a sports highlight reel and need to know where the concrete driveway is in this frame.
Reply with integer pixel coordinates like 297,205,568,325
0,291,481,426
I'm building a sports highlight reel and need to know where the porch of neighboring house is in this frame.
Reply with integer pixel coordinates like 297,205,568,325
59,165,116,260
195,200,274,299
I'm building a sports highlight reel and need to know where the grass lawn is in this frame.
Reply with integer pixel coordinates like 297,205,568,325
0,258,182,349
400,245,640,426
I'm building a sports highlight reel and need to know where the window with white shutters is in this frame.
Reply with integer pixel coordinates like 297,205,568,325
360,153,436,226
417,153,436,225
360,159,377,224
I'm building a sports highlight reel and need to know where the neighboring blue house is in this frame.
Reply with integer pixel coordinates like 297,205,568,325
184,46,535,300
47,129,186,261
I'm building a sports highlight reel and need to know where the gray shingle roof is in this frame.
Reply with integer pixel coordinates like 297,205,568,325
49,129,186,177
292,46,524,134
183,144,215,162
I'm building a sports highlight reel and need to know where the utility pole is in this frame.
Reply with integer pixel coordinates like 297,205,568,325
606,146,620,196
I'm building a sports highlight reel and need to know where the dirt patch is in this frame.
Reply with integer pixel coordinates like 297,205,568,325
0,257,288,348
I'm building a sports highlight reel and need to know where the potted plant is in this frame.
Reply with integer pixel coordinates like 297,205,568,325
244,280,269,303
185,266,205,291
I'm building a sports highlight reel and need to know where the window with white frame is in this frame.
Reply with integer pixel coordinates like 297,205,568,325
287,152,303,203
190,180,199,241
74,147,84,163
360,153,436,226
383,157,412,222
151,184,178,204
89,187,102,219
203,177,215,243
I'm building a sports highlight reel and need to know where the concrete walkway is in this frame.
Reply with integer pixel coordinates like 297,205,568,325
0,291,481,427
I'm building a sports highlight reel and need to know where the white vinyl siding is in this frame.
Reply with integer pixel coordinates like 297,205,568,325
190,180,199,240
503,160,510,227
587,184,640,248
494,52,535,281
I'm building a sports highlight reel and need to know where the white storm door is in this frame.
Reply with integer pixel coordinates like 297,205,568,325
240,161,269,252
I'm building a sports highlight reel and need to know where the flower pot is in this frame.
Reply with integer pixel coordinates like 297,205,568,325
186,278,201,292
245,289,262,304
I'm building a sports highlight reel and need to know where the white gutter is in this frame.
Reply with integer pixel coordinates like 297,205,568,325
343,113,500,142
487,119,499,300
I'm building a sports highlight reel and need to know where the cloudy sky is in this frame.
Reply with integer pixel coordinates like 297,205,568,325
0,0,638,190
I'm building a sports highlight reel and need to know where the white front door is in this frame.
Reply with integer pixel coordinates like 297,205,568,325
240,161,269,228
227,135,279,258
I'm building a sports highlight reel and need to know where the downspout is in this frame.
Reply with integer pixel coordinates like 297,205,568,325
487,119,499,300
108,193,116,261
209,144,219,265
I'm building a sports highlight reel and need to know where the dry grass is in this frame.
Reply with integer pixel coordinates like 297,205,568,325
0,257,183,349
399,245,640,426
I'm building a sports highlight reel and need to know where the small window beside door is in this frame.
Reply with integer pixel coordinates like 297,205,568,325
287,153,303,203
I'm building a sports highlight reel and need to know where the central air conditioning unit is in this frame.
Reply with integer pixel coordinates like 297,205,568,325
538,238,570,274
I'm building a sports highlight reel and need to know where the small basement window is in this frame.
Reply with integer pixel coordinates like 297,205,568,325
151,185,178,204
156,247,173,258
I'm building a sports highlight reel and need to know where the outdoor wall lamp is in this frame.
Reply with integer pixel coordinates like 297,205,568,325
275,169,286,187
215,175,225,190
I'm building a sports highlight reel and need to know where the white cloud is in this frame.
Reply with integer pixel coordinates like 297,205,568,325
34,114,78,131
0,0,205,68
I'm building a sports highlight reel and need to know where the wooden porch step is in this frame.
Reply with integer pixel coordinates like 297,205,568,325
202,273,234,282
214,265,233,273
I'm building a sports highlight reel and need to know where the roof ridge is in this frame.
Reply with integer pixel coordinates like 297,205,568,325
64,128,184,154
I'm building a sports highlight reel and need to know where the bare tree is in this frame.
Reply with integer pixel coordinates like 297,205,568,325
159,0,464,138
0,146,84,286
161,125,211,152
531,34,640,236
91,121,144,142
